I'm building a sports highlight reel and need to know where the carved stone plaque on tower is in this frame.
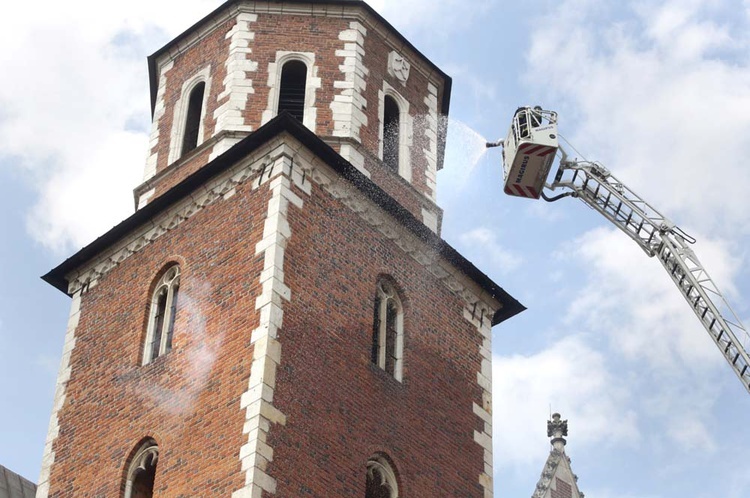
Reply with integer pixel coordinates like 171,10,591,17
388,51,411,85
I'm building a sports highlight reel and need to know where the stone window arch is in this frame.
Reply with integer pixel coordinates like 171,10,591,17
378,83,412,181
366,455,399,498
262,51,321,132
168,67,212,164
123,439,158,498
143,265,180,364
371,279,404,381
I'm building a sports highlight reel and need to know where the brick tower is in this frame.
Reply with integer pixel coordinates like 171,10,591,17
38,1,524,496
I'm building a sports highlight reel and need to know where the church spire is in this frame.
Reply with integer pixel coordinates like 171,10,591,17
532,413,584,498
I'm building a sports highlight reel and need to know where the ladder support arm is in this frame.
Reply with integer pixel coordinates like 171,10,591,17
549,155,750,394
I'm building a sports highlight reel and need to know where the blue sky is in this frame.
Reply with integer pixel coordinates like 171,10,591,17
2,0,750,496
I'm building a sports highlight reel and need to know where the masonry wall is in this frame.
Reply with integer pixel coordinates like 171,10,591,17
43,134,494,497
140,6,446,228
266,176,486,496
44,179,269,496
148,18,234,176
357,24,444,202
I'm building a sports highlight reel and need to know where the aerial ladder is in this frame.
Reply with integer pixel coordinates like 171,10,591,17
487,106,750,394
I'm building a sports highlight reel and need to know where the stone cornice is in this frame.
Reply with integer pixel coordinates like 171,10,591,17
134,129,250,207
44,114,523,324
65,138,284,295
63,136,503,323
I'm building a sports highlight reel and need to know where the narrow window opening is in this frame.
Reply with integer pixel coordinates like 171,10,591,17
144,266,180,364
181,82,205,156
124,441,158,498
165,283,179,351
278,60,307,121
366,470,392,498
384,300,398,374
366,456,398,498
383,96,400,171
150,289,167,361
131,464,156,498
371,281,403,380
371,293,382,365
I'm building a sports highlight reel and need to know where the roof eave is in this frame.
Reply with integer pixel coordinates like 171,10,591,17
43,113,523,324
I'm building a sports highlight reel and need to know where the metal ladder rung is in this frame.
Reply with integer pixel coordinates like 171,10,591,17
624,211,633,227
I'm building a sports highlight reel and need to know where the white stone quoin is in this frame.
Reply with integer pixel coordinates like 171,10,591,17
36,290,83,498
331,21,369,174
233,151,308,498
211,12,258,161
142,60,174,184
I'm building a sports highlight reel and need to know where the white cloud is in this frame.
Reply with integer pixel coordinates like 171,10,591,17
561,226,739,373
519,0,750,456
525,0,750,237
368,0,497,34
0,0,504,253
555,226,734,453
460,227,523,273
0,0,223,252
492,335,638,469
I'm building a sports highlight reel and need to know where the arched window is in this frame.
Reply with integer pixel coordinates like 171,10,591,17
366,455,399,498
180,82,205,156
123,439,158,498
382,95,400,171
371,280,403,381
143,265,180,364
277,60,307,121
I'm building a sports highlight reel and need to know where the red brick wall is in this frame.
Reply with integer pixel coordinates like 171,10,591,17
46,179,269,496
145,8,446,222
150,18,233,176
358,25,442,200
48,153,483,497
265,178,485,497
247,14,346,135
552,477,573,498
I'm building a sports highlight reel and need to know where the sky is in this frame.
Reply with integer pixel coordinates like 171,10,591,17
1,0,750,496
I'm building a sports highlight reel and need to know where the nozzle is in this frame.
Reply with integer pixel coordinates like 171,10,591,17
486,139,503,148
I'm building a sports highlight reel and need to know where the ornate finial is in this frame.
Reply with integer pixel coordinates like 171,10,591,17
547,412,568,449
547,413,568,437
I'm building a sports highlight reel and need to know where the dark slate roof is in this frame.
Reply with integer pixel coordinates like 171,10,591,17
147,0,452,118
43,113,524,325
0,465,36,498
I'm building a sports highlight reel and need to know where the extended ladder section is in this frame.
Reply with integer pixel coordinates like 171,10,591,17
550,157,750,394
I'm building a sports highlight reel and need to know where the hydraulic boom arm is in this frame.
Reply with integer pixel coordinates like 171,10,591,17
549,150,750,394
